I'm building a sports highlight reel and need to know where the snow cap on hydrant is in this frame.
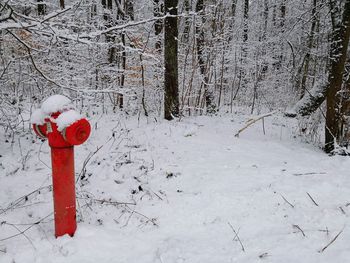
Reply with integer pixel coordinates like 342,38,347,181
31,94,91,147
31,94,91,238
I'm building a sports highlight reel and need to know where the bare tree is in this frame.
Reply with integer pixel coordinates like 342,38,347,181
154,0,164,52
196,0,216,113
164,0,179,120
325,0,350,153
37,0,46,16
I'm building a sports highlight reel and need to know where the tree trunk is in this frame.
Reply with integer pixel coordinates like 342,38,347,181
181,0,191,43
102,0,115,64
60,0,65,9
325,0,350,153
227,0,237,42
154,0,163,52
280,0,286,28
126,0,134,20
164,0,179,120
242,0,249,59
196,0,216,113
37,0,46,16
300,0,317,99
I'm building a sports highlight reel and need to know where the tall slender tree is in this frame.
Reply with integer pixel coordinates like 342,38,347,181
164,0,179,120
60,0,65,9
37,0,46,15
154,0,164,52
325,0,350,153
196,0,216,113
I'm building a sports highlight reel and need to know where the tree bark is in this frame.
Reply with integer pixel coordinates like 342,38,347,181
242,0,249,58
60,0,65,9
37,0,46,16
181,0,191,43
164,0,179,120
300,0,317,99
228,0,237,42
126,0,134,20
154,0,163,52
325,0,350,153
196,0,216,113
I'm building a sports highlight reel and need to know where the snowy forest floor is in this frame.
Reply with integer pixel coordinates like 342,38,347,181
1,111,350,263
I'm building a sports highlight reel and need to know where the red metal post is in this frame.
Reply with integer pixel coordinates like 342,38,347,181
32,96,91,238
51,146,77,237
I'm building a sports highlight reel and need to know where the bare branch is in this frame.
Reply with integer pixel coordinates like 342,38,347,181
228,222,245,252
306,192,319,206
234,111,277,137
319,229,343,253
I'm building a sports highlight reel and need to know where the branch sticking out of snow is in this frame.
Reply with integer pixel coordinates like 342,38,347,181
234,111,278,137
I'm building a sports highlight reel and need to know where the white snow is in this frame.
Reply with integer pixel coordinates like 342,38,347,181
40,95,73,115
55,110,82,131
30,108,46,125
1,113,350,263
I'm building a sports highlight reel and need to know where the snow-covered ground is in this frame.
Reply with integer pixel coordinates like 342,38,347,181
1,112,349,263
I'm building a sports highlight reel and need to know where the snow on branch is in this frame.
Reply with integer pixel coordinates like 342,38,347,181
285,84,327,118
234,111,278,137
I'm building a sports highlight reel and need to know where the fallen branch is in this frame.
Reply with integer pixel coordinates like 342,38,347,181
1,185,51,215
234,111,277,137
339,207,346,215
0,213,52,242
319,229,343,253
306,192,319,206
293,172,326,176
280,194,295,208
228,222,245,252
292,224,306,237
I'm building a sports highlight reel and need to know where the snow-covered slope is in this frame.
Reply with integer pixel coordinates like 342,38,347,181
0,113,349,263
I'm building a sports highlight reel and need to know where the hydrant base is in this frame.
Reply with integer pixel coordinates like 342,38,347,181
51,147,77,237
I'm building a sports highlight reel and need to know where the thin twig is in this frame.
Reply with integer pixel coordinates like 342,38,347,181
339,207,346,215
280,194,295,208
6,30,77,91
319,229,343,253
306,192,319,206
228,222,245,252
292,224,306,237
293,172,326,176
7,223,36,249
80,197,136,206
0,60,12,80
1,185,51,215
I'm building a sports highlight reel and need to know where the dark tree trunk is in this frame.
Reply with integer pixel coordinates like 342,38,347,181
164,0,179,120
228,0,237,42
181,0,191,43
325,0,350,153
37,0,46,16
126,0,134,20
196,0,216,113
239,0,249,90
154,0,164,52
242,0,249,50
300,0,317,99
60,0,65,9
280,0,286,28
286,1,350,121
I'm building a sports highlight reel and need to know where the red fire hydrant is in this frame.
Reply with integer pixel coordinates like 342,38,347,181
31,95,91,237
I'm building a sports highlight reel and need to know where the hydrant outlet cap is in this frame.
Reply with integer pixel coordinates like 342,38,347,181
33,124,47,139
65,119,91,146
